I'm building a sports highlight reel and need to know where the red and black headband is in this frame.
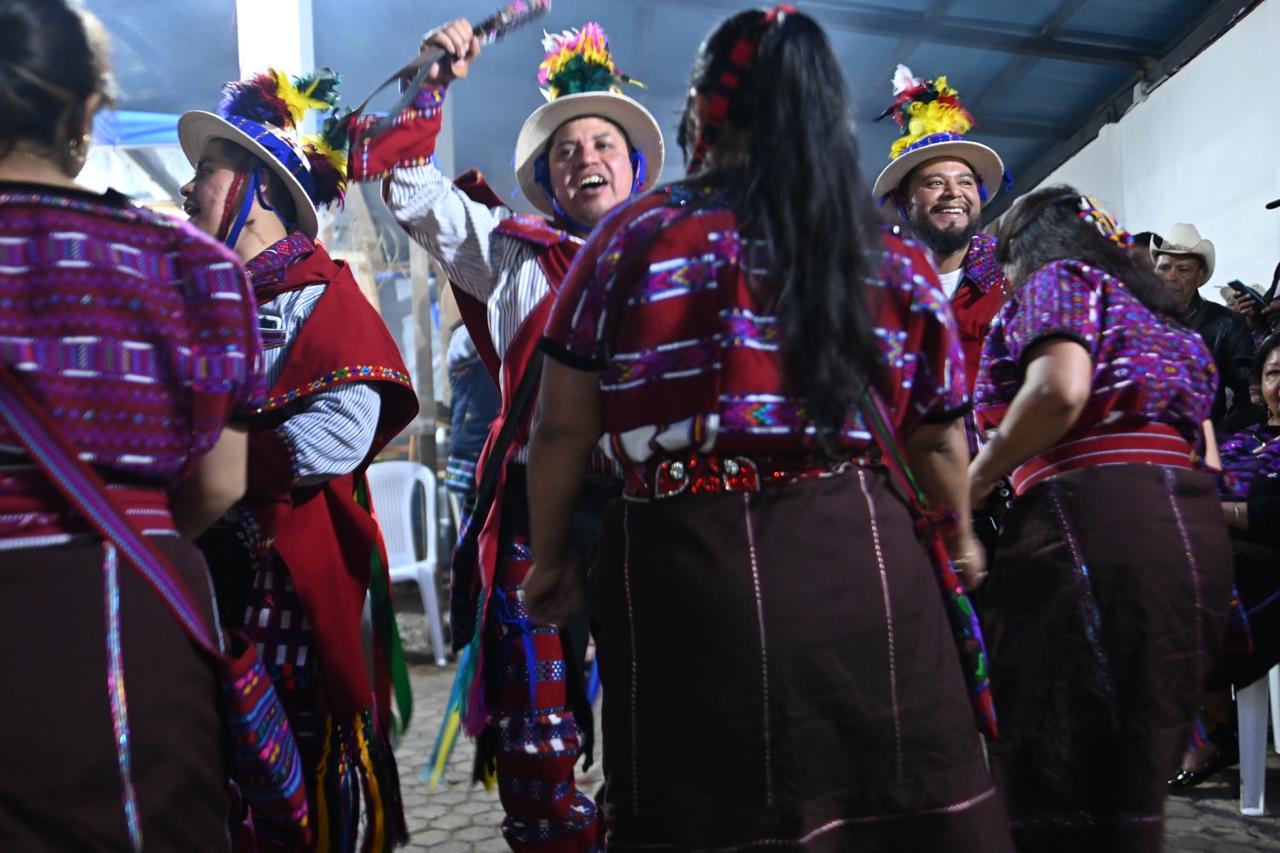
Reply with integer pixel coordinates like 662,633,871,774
685,4,796,174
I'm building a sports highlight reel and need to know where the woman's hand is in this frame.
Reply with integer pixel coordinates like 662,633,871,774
968,456,1000,507
947,530,988,591
522,554,584,627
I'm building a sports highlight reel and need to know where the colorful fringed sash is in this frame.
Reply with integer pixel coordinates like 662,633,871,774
856,381,999,739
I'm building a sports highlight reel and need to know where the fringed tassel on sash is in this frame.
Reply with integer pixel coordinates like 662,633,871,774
357,477,414,742
460,592,490,737
313,709,409,853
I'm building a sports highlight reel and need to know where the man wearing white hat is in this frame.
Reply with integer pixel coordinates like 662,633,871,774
349,18,664,850
1154,223,1254,423
873,66,1010,401
872,66,1011,551
178,68,419,848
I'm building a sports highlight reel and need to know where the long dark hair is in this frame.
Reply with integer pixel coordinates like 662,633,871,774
678,8,882,453
0,0,113,168
996,184,1178,316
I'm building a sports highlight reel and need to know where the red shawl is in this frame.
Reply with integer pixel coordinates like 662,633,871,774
248,243,418,720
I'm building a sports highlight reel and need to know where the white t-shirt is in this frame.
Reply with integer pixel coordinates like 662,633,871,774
937,268,964,300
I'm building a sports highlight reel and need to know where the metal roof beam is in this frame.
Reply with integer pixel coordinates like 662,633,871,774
972,117,1061,139
662,0,1156,68
969,0,1093,115
981,0,1264,220
805,1,1155,68
865,0,957,110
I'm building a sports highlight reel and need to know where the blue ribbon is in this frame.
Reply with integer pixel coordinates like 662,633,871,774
221,114,318,203
491,589,539,708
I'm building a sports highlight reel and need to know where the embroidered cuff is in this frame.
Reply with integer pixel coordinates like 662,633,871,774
348,86,448,183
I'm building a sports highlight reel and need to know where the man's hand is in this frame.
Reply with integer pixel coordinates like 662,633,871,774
420,19,482,85
1262,297,1280,330
1227,290,1261,320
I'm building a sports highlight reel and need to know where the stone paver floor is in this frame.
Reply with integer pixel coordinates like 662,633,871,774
394,610,1280,851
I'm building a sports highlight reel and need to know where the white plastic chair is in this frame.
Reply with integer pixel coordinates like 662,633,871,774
1236,664,1280,816
366,460,447,666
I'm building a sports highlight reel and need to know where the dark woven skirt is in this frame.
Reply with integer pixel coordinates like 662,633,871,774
0,536,229,850
588,465,1013,852
983,465,1232,853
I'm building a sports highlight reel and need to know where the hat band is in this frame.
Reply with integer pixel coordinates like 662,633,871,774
893,131,969,160
222,115,317,203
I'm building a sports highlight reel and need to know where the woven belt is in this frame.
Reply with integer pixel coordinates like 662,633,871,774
1010,422,1194,496
0,466,175,544
623,452,860,501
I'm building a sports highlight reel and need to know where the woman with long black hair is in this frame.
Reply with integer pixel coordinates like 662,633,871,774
970,186,1232,852
524,7,1012,850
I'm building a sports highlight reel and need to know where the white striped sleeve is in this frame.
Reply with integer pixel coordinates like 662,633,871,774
279,381,383,486
386,162,509,303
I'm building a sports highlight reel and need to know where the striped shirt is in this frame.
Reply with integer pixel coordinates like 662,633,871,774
387,164,580,463
248,245,382,487
386,164,581,367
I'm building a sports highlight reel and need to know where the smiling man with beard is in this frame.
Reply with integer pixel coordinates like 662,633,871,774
872,67,1011,554
349,20,664,851
873,66,1010,395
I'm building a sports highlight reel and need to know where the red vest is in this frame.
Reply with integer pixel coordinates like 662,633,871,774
949,233,1009,393
247,245,418,720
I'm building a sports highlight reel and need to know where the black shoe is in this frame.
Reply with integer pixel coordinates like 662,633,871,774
1169,732,1240,791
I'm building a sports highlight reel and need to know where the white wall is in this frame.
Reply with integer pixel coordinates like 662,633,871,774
1039,0,1280,297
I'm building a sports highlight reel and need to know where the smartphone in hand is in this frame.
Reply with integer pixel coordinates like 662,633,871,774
1228,279,1269,309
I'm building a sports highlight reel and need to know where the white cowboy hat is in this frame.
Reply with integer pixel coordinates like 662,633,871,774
1152,223,1215,282
513,90,664,218
178,110,321,239
871,137,1005,207
1219,281,1265,303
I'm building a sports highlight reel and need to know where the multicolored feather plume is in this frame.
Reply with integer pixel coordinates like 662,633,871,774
876,64,976,160
219,67,342,130
219,70,293,126
537,22,642,100
303,109,354,208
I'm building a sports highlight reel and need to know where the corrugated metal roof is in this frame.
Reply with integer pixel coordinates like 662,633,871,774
83,0,1257,217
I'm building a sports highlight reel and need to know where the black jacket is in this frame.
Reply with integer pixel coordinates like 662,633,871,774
1185,294,1255,424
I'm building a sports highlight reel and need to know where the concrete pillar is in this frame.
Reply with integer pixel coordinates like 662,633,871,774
236,0,314,77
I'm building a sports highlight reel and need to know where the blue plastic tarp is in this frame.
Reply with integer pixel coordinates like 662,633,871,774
92,110,179,148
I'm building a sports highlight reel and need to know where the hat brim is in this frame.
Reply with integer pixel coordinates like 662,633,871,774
1153,242,1215,283
871,140,1005,208
177,110,319,239
514,92,664,218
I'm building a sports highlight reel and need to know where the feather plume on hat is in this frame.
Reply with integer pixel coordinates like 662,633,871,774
302,109,353,209
878,64,976,160
537,23,643,100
